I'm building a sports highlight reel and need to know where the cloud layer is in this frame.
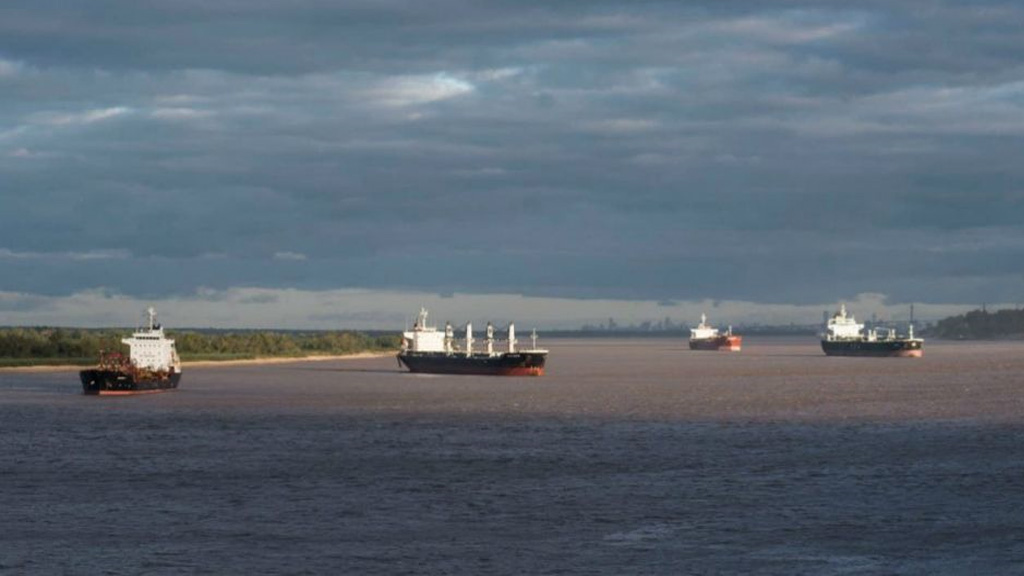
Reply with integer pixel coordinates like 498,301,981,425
2,1,1022,325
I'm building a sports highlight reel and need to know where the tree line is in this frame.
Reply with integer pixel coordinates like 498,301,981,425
0,327,400,362
930,308,1024,339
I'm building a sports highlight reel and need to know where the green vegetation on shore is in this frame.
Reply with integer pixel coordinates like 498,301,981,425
0,327,400,367
930,308,1024,340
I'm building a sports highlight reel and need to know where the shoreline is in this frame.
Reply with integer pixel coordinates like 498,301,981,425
0,351,397,373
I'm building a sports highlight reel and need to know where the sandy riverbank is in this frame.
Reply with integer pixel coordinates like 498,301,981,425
0,351,396,373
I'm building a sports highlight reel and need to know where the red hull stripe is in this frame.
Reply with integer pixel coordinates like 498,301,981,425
90,389,171,396
691,335,743,352
497,367,545,376
822,350,924,358
407,366,545,376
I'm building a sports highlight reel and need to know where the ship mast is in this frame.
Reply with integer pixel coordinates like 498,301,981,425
415,307,430,331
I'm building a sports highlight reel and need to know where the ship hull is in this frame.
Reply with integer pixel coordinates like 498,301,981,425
79,369,182,395
821,340,923,358
398,352,547,376
689,335,743,352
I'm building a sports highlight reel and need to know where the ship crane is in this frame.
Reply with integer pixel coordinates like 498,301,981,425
486,322,495,356
444,321,454,354
396,308,547,376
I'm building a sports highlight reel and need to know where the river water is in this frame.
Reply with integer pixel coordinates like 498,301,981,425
2,338,1023,574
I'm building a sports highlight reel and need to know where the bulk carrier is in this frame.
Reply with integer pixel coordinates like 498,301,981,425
821,304,923,358
398,308,547,376
80,307,182,395
689,313,742,351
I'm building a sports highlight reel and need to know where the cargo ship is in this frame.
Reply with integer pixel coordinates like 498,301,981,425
80,307,182,395
821,304,923,358
689,313,742,351
398,308,547,376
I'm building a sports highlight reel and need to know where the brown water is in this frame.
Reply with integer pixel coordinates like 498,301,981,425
2,338,1023,574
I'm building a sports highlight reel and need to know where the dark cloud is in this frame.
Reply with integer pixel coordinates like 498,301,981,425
2,1,1022,311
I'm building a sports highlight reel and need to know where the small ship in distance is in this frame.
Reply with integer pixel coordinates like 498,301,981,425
398,308,548,376
821,304,923,358
689,313,742,351
80,307,183,395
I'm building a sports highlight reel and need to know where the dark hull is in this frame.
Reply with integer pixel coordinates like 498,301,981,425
689,335,742,351
821,339,923,358
398,352,547,376
79,369,182,395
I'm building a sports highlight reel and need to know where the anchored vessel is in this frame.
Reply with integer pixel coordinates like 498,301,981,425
689,313,742,351
398,308,548,376
821,304,923,358
80,307,182,395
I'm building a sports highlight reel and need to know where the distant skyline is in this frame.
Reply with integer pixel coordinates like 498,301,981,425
0,288,1001,330
2,2,1022,327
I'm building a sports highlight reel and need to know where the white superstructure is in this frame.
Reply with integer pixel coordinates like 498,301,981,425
402,308,447,353
823,304,866,341
122,307,181,372
690,313,720,340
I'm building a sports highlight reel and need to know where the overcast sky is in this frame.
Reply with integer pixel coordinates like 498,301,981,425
2,1,1022,328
